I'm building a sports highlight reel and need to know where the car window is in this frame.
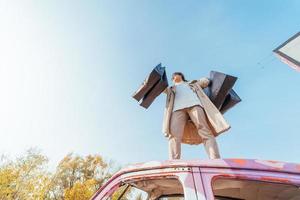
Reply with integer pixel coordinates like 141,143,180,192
212,178,300,200
107,178,184,200
108,184,148,200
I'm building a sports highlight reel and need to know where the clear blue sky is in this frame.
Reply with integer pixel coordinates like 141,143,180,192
0,0,299,167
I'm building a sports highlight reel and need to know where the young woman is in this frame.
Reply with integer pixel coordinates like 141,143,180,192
162,72,230,159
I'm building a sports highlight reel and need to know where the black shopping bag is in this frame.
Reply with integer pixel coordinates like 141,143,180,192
220,89,241,114
132,64,168,109
209,71,237,109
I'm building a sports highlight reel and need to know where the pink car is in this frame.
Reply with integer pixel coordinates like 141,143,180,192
91,159,300,200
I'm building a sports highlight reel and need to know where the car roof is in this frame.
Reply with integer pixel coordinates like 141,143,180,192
118,159,300,175
91,159,300,199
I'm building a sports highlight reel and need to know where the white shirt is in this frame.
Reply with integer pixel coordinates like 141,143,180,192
172,81,202,112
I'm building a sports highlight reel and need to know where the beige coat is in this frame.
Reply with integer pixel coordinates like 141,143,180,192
162,78,231,145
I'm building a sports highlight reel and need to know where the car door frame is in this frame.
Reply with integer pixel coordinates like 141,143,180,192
92,167,200,200
197,166,300,200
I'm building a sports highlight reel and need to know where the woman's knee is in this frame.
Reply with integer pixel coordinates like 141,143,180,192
197,129,214,140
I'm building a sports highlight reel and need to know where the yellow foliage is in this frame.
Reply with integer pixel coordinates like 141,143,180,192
46,153,115,199
0,167,16,199
0,150,115,200
0,149,50,200
64,179,97,200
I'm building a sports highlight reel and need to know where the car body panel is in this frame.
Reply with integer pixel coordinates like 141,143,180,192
91,159,300,200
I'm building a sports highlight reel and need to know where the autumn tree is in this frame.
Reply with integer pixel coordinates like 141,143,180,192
45,153,115,200
0,149,50,200
0,150,116,200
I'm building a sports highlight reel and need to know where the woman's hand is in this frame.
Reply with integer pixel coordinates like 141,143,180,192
199,77,210,88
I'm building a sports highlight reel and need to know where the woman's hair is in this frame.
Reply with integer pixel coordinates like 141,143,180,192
172,72,188,82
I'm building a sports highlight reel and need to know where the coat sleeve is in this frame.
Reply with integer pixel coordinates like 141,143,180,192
198,77,210,88
162,87,170,94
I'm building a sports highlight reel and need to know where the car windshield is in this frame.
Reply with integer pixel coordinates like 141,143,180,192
108,178,185,200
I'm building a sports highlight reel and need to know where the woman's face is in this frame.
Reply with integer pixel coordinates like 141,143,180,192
172,74,183,84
